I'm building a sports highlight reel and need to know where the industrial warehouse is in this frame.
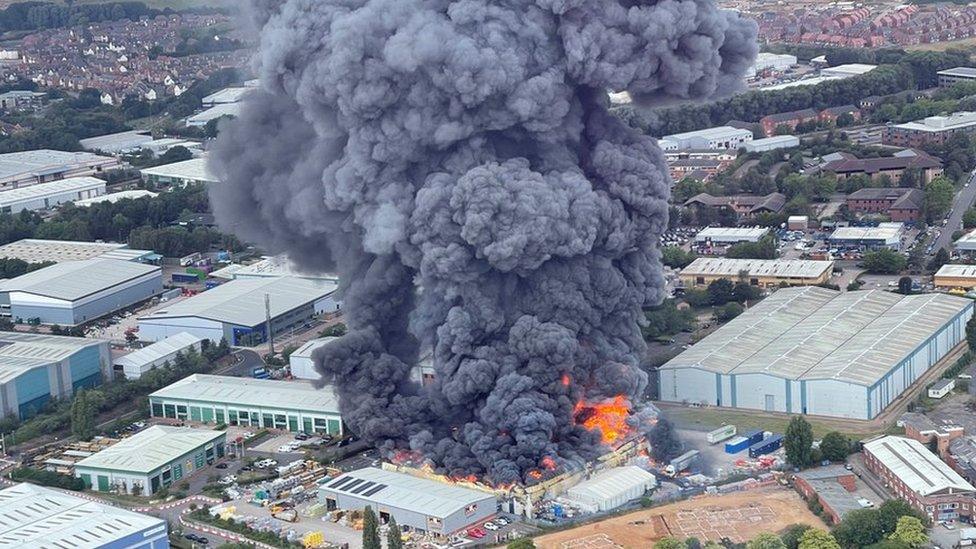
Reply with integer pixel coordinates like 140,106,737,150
0,176,105,213
74,425,226,495
318,467,497,536
0,238,155,264
0,149,120,189
0,483,168,548
935,264,976,289
679,258,834,288
658,287,974,419
149,374,344,435
0,332,110,418
113,332,204,379
140,157,217,187
288,336,337,380
137,276,339,345
0,258,162,325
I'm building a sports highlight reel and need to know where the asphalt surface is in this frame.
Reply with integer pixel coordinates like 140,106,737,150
217,349,264,378
930,170,976,255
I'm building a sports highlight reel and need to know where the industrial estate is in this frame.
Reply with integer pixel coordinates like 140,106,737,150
12,2,976,549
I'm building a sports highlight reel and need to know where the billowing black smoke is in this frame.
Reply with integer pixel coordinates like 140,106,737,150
210,0,756,484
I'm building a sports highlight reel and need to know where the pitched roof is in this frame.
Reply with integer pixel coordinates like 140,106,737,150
0,258,160,301
824,152,941,175
762,108,818,123
865,436,975,496
74,426,224,474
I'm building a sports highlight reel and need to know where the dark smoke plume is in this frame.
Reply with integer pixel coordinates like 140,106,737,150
210,0,756,484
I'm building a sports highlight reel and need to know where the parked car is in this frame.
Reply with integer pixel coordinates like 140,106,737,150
215,463,228,469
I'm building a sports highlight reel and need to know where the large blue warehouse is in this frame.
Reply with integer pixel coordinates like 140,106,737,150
0,332,111,418
0,258,162,325
0,482,168,548
659,287,974,419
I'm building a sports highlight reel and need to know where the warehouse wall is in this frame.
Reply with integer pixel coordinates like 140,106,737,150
804,380,868,419
318,487,495,535
148,396,344,435
732,373,791,413
68,273,163,325
68,345,104,392
658,367,717,405
14,366,50,419
139,316,225,343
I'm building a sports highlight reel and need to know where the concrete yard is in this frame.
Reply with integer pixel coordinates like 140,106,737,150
534,487,824,549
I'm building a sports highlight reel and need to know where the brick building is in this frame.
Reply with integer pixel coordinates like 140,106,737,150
760,108,819,136
886,111,976,148
819,104,861,125
824,149,942,188
900,412,965,457
845,187,925,222
794,465,860,524
863,436,976,523
683,192,786,219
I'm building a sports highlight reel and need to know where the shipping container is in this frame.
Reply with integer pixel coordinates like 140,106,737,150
748,434,783,458
725,436,750,454
743,429,764,446
171,272,199,284
253,367,270,379
706,425,737,444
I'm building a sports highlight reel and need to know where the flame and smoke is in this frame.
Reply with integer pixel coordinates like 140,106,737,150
210,0,756,485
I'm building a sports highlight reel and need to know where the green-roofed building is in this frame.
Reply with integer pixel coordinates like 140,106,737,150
74,425,225,495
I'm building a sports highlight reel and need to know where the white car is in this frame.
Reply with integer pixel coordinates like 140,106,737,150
483,522,498,531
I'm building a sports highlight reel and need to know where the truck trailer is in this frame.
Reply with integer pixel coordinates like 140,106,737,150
706,425,736,444
725,436,750,454
664,450,700,476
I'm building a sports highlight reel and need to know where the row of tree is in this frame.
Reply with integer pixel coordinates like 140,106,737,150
0,2,162,33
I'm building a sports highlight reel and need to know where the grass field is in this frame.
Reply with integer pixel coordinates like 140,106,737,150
657,403,885,439
907,37,976,52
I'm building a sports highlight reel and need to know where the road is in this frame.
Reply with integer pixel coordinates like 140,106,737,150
930,170,976,255
217,349,264,377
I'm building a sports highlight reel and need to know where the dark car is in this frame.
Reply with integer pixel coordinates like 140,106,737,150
184,534,200,541
215,463,228,469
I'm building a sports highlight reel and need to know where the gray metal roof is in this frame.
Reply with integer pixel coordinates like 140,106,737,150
936,264,976,278
320,467,494,519
140,157,216,183
0,176,104,207
938,67,976,78
149,374,340,415
0,258,160,302
0,150,116,182
681,258,833,279
0,482,165,548
0,239,126,263
113,332,204,370
661,287,972,386
139,276,337,327
864,436,974,496
74,426,224,474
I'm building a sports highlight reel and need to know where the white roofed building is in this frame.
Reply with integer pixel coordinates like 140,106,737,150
202,86,251,106
185,103,240,127
935,264,976,289
0,258,162,325
74,189,157,207
659,287,974,419
864,435,976,522
318,467,497,535
113,332,204,379
0,176,105,213
149,374,343,435
140,157,217,186
74,425,225,495
289,337,338,380
137,276,339,346
679,258,834,288
563,466,657,512
661,126,754,151
0,149,120,189
829,224,904,250
0,482,168,548
694,227,769,245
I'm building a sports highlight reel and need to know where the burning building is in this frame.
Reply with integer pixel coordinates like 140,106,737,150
210,0,757,485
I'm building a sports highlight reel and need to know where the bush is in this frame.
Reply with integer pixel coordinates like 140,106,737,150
10,467,84,490
188,509,302,548
714,302,744,322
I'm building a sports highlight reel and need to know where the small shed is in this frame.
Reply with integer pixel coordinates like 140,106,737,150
929,378,956,399
788,215,809,231
564,466,657,512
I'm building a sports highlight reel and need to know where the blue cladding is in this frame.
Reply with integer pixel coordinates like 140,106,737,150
69,346,102,386
15,367,50,418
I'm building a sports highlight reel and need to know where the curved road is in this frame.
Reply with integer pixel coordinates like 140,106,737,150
930,169,976,256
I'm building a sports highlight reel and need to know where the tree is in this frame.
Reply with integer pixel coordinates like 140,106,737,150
819,432,850,462
832,508,884,548
643,300,695,340
714,302,744,322
732,281,761,303
685,538,702,549
964,208,976,229
387,516,404,549
662,246,697,269
727,235,778,259
924,176,955,223
655,538,685,549
785,415,814,467
507,539,536,549
70,389,95,441
967,314,976,353
927,247,950,271
707,278,735,306
747,533,787,549
649,417,683,462
897,276,913,295
888,516,926,549
877,500,927,533
782,524,812,549
798,529,841,549
362,505,381,549
862,249,906,274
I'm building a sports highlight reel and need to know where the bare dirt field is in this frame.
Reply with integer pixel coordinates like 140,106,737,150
534,487,825,549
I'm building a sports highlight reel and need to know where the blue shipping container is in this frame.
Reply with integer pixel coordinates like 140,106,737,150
743,429,764,445
172,273,198,284
725,436,750,454
748,434,783,458
252,367,269,379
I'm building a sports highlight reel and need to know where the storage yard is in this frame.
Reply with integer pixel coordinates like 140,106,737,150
534,487,821,549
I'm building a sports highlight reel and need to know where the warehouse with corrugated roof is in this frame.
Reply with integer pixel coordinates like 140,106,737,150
658,287,974,419
679,258,834,288
318,467,496,535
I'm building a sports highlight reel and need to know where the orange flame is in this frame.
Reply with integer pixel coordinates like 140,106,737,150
527,470,542,479
451,473,479,483
541,455,558,470
574,395,631,444
561,374,571,387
